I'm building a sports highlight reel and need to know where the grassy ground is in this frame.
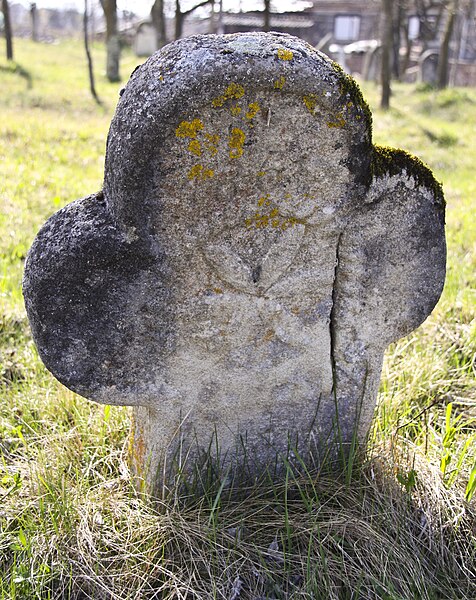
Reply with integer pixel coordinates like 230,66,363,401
0,39,475,599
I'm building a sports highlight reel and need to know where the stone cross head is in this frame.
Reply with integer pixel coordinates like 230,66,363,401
23,33,446,494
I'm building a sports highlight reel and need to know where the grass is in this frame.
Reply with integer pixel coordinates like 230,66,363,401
0,39,475,598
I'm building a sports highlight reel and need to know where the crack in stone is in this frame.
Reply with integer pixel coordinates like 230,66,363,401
329,231,343,442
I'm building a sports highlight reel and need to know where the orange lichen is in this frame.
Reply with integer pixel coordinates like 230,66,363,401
263,329,275,342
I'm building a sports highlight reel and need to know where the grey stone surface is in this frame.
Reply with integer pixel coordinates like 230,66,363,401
418,50,439,85
23,32,446,491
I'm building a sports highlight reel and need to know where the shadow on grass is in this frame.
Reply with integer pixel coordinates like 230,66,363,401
0,62,33,89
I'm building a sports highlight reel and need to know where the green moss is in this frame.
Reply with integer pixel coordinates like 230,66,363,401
331,61,372,128
371,145,445,209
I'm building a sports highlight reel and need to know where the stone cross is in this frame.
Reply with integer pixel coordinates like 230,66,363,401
23,33,446,495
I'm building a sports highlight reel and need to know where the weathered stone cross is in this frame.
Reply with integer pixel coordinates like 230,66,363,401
23,33,446,495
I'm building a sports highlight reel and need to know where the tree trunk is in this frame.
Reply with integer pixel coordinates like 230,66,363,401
151,0,166,50
30,2,38,42
392,1,403,79
449,10,462,85
209,0,216,33
264,0,271,32
175,0,212,40
175,0,183,40
217,0,224,34
84,0,101,105
381,0,393,109
437,1,458,90
100,0,120,82
2,0,13,60
400,2,412,81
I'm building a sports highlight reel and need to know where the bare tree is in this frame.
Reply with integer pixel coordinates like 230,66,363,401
264,0,271,32
151,0,166,49
1,0,13,60
392,1,405,79
437,0,459,88
174,0,213,40
30,2,38,42
381,0,393,109
99,0,120,82
84,0,101,105
398,0,413,79
217,0,224,34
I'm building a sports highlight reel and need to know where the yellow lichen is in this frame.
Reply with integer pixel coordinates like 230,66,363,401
228,128,245,159
303,94,318,115
277,48,293,61
230,104,242,116
204,133,220,156
188,164,214,181
212,82,245,108
257,194,270,207
246,211,306,230
175,119,204,139
327,112,346,128
188,139,202,157
245,102,260,120
274,76,285,90
257,171,266,177
246,194,306,230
